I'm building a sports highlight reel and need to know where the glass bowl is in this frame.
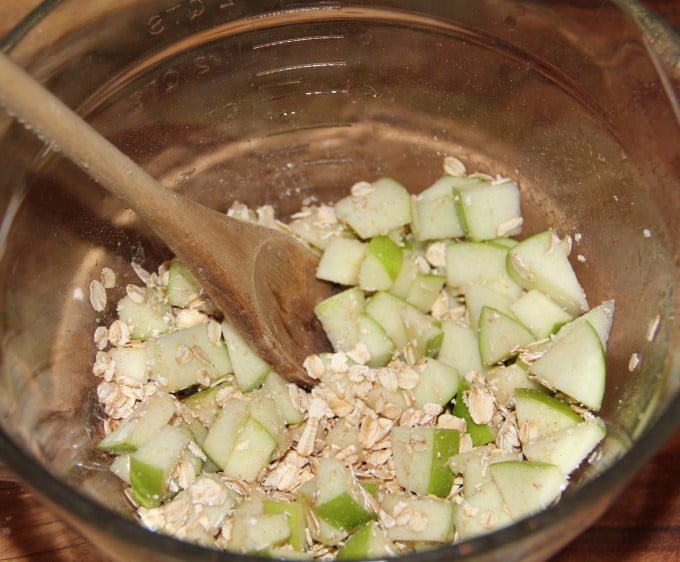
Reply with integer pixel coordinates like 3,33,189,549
1,1,680,561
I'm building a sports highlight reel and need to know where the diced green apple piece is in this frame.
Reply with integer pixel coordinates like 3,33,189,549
313,458,376,533
485,363,541,406
201,399,249,469
514,388,582,444
391,426,460,498
454,179,522,241
381,494,455,543
117,292,173,341
262,372,306,425
410,357,461,408
405,273,446,313
489,460,567,521
437,319,484,377
446,241,523,299
557,299,615,350
166,258,203,308
109,345,148,383
147,322,232,392
110,454,131,484
522,418,606,476
357,314,395,367
337,521,395,560
528,319,606,410
464,283,515,331
316,238,367,286
507,230,588,315
335,177,412,239
98,391,176,453
390,255,420,299
359,235,403,292
230,512,291,552
478,306,535,367
129,424,192,508
510,289,573,339
181,382,230,427
410,175,472,242
314,287,365,353
264,499,307,551
221,320,271,392
223,417,277,482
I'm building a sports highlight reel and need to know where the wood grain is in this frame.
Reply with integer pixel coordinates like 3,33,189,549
1,1,679,561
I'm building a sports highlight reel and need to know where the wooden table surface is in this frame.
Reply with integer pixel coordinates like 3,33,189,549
2,1,680,561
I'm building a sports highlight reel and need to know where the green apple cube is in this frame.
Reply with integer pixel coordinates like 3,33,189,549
509,289,573,339
507,230,588,316
437,319,484,377
130,424,192,508
109,346,148,383
402,304,444,359
314,287,366,353
464,282,515,331
223,417,277,482
454,179,522,241
446,241,523,299
221,320,271,392
454,479,513,540
410,357,461,408
248,393,286,438
358,235,403,292
365,291,410,349
478,306,535,367
488,236,519,249
405,273,446,312
317,237,367,286
262,372,306,425
166,258,203,307
231,512,291,552
528,319,606,410
410,175,473,242
357,314,395,367
181,382,230,427
522,418,606,476
557,299,615,349
514,388,582,444
390,255,420,299
110,453,131,484
448,444,522,495
452,389,497,446
489,460,567,521
147,322,232,392
381,495,455,543
264,499,307,551
334,177,412,239
117,292,173,341
313,458,375,532
98,391,176,453
485,363,540,406
391,426,460,497
201,399,249,469
337,521,394,560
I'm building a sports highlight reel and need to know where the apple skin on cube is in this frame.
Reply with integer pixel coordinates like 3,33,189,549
391,426,460,498
514,388,582,444
528,319,606,411
507,229,588,316
264,499,307,551
359,235,403,292
452,387,497,446
489,460,567,521
337,521,395,560
334,177,412,239
313,458,376,533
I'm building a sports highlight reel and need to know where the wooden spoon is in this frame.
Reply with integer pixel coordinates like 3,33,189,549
0,52,333,387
